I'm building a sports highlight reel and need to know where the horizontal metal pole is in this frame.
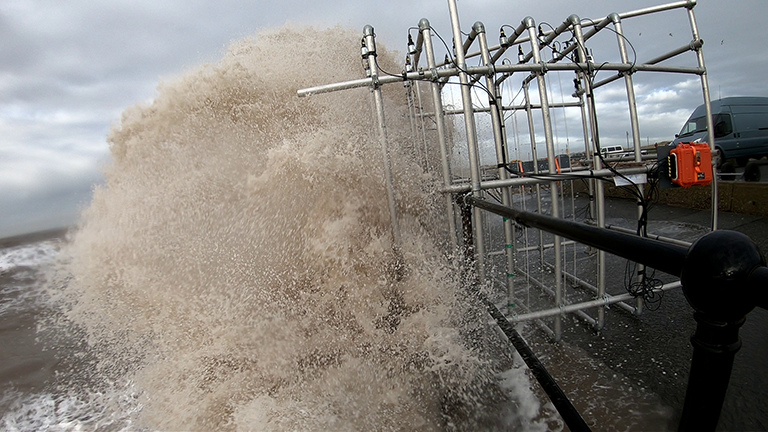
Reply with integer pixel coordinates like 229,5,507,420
593,40,705,90
441,166,651,194
543,261,638,315
517,241,577,253
488,241,577,256
613,0,696,21
444,100,581,115
297,61,704,97
465,196,688,277
601,223,693,248
646,39,705,66
298,77,378,97
509,281,681,322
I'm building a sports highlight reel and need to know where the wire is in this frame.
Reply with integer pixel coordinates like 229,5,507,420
624,259,665,310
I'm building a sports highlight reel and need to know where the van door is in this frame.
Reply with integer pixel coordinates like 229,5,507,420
730,103,768,157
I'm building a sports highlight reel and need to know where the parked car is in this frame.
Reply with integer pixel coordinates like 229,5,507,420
672,97,768,167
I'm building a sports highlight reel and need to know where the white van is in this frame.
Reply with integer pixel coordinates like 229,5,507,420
672,97,768,166
600,145,624,158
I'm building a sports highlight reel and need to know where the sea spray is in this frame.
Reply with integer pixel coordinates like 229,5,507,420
52,25,542,430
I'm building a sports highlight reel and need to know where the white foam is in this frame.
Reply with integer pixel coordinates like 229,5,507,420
0,241,60,274
0,383,143,432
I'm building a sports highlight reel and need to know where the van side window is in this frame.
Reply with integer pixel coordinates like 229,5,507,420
713,113,733,138
679,116,707,136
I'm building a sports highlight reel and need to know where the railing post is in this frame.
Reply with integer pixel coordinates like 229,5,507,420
679,230,766,431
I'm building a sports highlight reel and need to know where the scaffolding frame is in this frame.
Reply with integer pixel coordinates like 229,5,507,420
297,0,716,342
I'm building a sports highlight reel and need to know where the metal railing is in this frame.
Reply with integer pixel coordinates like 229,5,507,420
463,195,767,431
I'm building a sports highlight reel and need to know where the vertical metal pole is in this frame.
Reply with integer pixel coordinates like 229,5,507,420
364,25,403,262
414,80,431,171
447,0,486,283
525,16,563,341
477,23,517,315
612,14,645,315
420,19,459,252
573,17,606,329
686,5,718,231
405,82,422,166
579,98,596,220
523,85,545,266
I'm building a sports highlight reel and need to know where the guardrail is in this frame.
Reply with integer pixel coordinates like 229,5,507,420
463,195,767,431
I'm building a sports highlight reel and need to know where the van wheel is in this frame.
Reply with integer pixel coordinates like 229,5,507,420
715,148,725,168
736,156,750,167
719,161,736,174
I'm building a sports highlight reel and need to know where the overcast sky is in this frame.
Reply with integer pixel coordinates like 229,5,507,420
2,0,766,238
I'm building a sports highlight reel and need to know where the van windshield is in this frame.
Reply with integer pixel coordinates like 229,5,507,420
679,116,708,136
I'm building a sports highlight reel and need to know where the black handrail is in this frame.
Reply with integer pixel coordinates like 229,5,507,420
464,195,687,277
462,195,768,431
457,196,591,432
484,297,592,431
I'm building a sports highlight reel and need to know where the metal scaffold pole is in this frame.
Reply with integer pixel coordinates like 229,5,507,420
363,26,403,266
476,22,517,315
572,17,607,330
447,0,486,282
419,19,459,252
524,16,564,340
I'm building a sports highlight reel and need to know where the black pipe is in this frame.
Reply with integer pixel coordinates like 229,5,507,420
464,195,687,277
458,195,591,431
484,297,592,431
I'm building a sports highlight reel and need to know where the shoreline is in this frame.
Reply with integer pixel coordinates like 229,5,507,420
0,227,71,249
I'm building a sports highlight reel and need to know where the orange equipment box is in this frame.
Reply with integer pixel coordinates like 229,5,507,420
668,142,713,188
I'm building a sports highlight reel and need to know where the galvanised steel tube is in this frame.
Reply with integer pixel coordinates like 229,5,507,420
592,40,705,90
477,22,517,314
571,16,608,330
420,18,458,250
439,165,651,194
543,260,640,316
412,29,424,68
405,83,421,164
525,16,564,340
297,63,705,98
687,5,718,231
578,94,597,221
447,0,486,282
646,39,705,67
364,25,402,255
613,13,646,314
509,281,682,323
507,268,599,328
443,100,581,115
464,196,688,277
523,84,546,267
414,79,431,171
600,223,693,248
